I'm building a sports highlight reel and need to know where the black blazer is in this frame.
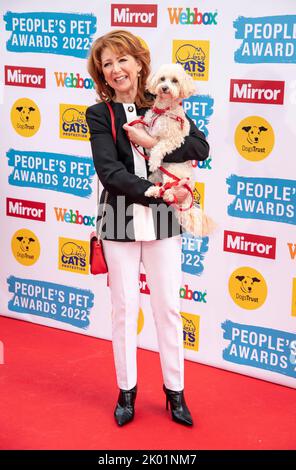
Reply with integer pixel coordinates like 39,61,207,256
86,100,209,242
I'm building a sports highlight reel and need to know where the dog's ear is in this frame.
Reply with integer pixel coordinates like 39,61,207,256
16,107,23,112
252,277,261,283
28,107,35,112
16,237,23,242
146,70,158,95
28,238,35,242
179,66,196,98
236,275,245,281
242,126,251,132
259,126,268,132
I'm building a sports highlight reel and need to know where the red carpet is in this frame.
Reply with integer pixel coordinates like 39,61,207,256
0,316,295,450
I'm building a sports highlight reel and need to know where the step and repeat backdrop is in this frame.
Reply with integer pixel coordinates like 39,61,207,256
0,0,295,388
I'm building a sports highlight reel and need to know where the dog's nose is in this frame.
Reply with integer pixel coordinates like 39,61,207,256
254,137,258,142
161,86,169,92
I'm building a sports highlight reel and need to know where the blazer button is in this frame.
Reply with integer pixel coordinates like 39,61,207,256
128,106,134,112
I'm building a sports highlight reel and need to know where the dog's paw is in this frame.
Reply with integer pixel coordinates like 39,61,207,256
145,186,161,198
163,189,175,203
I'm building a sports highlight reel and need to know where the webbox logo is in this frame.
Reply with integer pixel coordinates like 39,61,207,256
168,7,217,25
54,208,95,227
5,65,46,88
224,230,276,259
230,79,285,105
54,72,94,90
6,198,46,222
180,284,207,303
111,4,157,27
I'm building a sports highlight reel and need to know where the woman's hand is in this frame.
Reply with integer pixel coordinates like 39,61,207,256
123,123,158,149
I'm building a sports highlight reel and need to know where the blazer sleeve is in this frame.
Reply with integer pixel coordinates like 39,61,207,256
162,115,209,163
86,105,156,207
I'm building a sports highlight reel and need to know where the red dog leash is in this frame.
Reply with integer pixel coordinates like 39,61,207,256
127,114,194,212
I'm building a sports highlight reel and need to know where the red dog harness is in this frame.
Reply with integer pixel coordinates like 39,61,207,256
127,107,193,212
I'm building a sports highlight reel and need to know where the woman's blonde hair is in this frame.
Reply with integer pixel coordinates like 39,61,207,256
87,29,154,108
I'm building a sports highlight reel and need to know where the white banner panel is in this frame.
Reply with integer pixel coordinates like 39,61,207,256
0,0,295,388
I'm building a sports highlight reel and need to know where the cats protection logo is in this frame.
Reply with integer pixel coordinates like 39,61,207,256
172,40,209,81
181,312,200,351
58,237,89,274
235,116,274,161
11,228,40,266
229,267,267,310
193,181,204,209
11,98,41,137
60,104,89,141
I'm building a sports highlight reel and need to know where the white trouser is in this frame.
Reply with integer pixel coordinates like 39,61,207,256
102,236,184,391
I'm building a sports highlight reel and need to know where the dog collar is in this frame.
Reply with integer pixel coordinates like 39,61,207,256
152,105,170,115
152,102,183,115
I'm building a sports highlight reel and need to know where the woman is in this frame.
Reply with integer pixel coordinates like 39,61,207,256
86,30,209,427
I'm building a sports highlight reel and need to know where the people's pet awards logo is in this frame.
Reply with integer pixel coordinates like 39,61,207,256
234,116,274,162
229,267,267,310
11,228,40,266
11,98,41,137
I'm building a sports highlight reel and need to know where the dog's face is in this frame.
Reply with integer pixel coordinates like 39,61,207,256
236,275,261,293
16,106,35,123
242,125,268,145
147,64,196,100
16,236,35,252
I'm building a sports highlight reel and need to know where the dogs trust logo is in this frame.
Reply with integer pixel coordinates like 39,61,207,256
181,312,200,351
11,98,41,137
11,228,40,266
60,104,89,141
235,116,274,162
172,40,210,81
58,237,89,275
228,267,267,310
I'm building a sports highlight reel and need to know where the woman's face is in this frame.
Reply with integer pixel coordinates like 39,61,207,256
101,47,142,101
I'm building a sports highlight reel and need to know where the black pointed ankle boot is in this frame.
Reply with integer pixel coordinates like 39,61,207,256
163,384,193,426
114,385,137,426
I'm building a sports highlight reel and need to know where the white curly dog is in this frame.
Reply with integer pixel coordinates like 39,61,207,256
143,63,215,237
